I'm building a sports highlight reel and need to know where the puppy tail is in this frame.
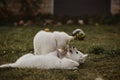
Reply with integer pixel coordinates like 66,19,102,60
0,63,16,68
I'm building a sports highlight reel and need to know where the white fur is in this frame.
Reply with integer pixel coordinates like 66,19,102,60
33,31,73,55
58,47,88,64
0,51,79,69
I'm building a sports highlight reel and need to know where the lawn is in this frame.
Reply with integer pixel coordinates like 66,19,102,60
0,25,120,80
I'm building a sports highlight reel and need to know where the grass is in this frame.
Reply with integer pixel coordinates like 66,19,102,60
0,25,120,80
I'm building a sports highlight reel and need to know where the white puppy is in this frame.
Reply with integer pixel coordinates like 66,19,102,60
33,31,73,55
58,47,88,64
0,51,79,69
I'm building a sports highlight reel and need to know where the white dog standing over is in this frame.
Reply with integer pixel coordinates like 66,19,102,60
33,31,73,55
33,30,88,64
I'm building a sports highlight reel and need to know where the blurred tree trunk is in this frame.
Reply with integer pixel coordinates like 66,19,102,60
0,0,42,25
0,0,8,22
20,0,42,19
20,0,33,17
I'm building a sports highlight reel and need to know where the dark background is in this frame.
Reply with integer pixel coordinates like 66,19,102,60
54,0,111,16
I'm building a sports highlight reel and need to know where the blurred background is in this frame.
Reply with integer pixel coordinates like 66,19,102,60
0,0,120,26
0,1,120,80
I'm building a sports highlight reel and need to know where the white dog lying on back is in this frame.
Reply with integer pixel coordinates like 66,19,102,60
33,31,73,55
0,51,79,69
0,47,88,69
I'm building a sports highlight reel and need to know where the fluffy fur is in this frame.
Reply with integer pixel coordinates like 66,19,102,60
33,31,73,55
58,47,88,64
0,51,79,69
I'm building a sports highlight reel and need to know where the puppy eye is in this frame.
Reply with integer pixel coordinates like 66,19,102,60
69,50,72,53
76,52,78,54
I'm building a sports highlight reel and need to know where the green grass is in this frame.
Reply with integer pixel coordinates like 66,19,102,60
0,25,120,80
